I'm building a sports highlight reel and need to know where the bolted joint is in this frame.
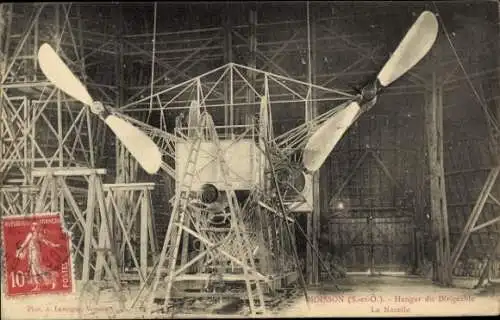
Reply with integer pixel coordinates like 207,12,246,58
360,79,379,102
359,79,381,113
90,101,105,115
90,102,112,119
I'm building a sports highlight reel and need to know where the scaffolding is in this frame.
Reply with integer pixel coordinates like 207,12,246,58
1,4,499,317
0,3,156,296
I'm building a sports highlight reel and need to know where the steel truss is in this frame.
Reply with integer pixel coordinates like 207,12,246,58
102,182,157,283
119,62,353,165
2,4,497,316
0,4,157,303
111,59,355,315
132,114,291,316
1,3,102,210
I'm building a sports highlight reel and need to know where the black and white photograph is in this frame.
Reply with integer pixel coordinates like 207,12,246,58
0,1,499,318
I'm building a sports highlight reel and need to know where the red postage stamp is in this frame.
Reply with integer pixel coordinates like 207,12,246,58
1,212,74,297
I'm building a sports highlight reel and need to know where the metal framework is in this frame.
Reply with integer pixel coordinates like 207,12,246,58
0,4,153,303
115,62,354,314
1,3,499,317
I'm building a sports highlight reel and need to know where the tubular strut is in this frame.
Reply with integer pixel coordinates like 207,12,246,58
263,141,343,290
262,140,311,306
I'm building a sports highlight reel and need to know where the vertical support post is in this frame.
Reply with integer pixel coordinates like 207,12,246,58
1,4,13,78
230,63,234,137
425,72,451,286
368,203,375,275
140,189,148,284
437,81,451,283
77,6,95,168
0,4,5,53
311,17,320,286
96,178,118,282
146,188,157,257
31,99,36,210
412,97,426,273
82,174,96,281
55,5,62,167
34,176,49,212
491,73,500,279
116,6,125,116
115,5,128,183
305,1,319,285
57,87,64,215
306,212,313,284
223,8,233,134
49,175,58,212
113,7,129,270
23,97,33,210
245,5,257,125
33,8,38,81
0,3,5,210
55,5,65,217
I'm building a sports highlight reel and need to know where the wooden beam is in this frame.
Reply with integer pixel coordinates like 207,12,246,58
175,273,265,281
223,9,232,130
82,174,96,281
450,166,500,269
240,6,257,126
0,185,38,192
31,167,106,176
311,6,320,286
437,78,452,285
102,182,155,191
471,215,500,232
425,72,452,286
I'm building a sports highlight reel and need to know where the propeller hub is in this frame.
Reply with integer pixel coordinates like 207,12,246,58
358,80,380,113
360,80,379,102
90,101,105,115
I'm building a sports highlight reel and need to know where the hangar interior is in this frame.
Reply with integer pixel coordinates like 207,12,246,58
0,1,499,317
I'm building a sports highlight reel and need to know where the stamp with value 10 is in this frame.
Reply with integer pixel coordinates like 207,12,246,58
1,213,74,297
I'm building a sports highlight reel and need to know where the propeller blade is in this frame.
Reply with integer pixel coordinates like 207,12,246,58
303,101,361,172
377,11,438,87
38,43,94,106
105,115,162,175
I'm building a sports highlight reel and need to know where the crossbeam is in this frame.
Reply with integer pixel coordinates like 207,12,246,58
103,182,155,191
32,167,107,176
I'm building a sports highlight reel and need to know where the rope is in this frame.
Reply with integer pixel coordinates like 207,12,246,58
432,2,499,134
146,2,158,124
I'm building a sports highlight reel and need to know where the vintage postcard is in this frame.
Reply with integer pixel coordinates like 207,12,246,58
0,0,499,319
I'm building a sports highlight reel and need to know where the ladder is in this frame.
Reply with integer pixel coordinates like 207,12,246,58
145,130,203,312
225,189,266,316
211,121,266,316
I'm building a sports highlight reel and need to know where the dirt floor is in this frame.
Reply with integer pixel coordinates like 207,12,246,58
1,275,499,318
